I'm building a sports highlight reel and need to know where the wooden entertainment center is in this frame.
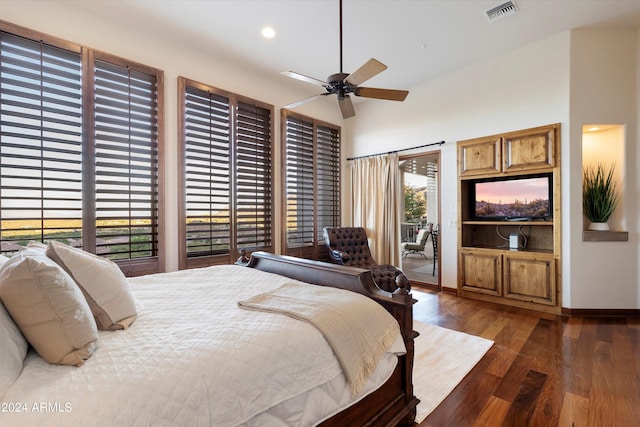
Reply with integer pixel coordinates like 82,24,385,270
457,123,561,313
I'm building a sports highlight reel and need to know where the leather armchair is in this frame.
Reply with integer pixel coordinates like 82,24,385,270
323,226,410,292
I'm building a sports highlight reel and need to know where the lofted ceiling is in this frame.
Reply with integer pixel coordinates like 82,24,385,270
76,0,640,99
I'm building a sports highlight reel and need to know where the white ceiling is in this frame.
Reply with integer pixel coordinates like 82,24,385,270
79,0,640,94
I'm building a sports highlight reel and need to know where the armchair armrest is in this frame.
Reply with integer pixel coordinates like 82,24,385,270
328,249,350,265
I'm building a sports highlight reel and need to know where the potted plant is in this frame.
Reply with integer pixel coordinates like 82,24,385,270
583,162,619,230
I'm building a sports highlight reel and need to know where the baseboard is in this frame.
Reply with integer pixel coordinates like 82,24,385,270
561,307,640,317
441,286,457,295
412,282,440,292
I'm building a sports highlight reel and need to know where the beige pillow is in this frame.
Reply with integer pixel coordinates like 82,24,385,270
0,248,97,366
0,254,29,399
46,241,137,331
0,300,28,399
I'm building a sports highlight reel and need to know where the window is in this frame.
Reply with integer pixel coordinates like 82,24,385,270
282,110,340,261
179,77,273,269
0,23,163,276
92,56,162,275
0,31,83,253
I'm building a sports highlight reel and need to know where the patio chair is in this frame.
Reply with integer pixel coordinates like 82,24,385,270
401,226,431,259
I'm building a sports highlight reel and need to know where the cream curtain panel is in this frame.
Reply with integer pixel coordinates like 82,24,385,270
349,152,402,267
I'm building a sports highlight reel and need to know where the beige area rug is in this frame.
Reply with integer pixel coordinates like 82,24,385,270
413,321,494,423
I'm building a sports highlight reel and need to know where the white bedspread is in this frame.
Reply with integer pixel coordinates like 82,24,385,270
238,282,401,396
0,264,405,427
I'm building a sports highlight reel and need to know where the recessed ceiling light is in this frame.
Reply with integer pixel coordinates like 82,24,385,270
261,26,276,39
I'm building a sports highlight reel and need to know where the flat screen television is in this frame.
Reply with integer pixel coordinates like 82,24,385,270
471,174,552,220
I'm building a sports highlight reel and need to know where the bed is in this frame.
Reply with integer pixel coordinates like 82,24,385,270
0,249,418,426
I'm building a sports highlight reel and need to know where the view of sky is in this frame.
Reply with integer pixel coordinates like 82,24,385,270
476,177,548,204
404,172,427,188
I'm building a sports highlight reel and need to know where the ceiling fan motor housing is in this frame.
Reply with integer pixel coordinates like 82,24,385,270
326,72,355,97
327,73,349,83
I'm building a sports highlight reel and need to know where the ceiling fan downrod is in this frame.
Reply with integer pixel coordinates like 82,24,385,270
339,0,343,73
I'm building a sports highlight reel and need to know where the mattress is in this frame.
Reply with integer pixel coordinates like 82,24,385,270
0,264,405,426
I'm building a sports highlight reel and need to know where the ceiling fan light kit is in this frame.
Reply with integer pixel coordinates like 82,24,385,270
282,0,409,118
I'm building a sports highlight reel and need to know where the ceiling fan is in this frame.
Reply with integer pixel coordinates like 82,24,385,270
281,0,409,119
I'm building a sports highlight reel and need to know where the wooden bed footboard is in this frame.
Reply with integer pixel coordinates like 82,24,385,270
247,251,419,426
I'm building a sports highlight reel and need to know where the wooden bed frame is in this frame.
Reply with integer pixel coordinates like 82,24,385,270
247,251,419,426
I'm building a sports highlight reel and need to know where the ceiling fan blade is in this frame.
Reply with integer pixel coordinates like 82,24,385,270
355,87,409,101
283,93,328,109
344,58,387,86
338,95,355,119
281,71,328,87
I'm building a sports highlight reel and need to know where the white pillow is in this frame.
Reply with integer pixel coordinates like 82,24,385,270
0,248,97,366
46,241,137,331
0,252,28,399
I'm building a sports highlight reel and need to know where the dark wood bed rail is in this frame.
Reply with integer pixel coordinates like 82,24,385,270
247,251,419,426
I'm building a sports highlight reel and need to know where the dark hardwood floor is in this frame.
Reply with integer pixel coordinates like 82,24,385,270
410,286,640,427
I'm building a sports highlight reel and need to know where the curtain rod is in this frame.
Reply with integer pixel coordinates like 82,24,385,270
346,140,446,161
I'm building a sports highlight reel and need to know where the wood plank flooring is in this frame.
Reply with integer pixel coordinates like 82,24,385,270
410,286,640,427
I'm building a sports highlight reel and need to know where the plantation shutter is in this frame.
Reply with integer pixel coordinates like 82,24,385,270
93,59,159,268
183,85,231,258
285,115,314,250
180,78,273,269
283,111,340,261
0,32,83,253
235,100,272,250
316,124,340,242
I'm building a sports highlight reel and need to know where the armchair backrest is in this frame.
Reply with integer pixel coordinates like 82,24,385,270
322,227,378,268
415,228,430,246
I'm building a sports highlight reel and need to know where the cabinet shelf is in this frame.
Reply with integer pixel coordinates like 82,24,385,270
461,244,554,254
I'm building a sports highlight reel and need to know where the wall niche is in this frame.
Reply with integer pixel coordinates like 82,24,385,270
581,124,628,242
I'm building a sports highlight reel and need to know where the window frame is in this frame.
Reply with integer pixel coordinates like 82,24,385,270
281,109,341,261
178,77,274,269
0,21,164,275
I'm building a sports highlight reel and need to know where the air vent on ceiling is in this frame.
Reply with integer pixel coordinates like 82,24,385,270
485,1,518,23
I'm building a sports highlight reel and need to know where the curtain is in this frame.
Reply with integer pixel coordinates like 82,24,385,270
349,153,402,266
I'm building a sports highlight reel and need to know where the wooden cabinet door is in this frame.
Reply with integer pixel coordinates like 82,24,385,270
458,137,502,177
503,125,555,172
503,252,555,305
460,249,501,296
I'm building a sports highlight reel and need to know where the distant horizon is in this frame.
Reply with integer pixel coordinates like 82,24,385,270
475,177,549,204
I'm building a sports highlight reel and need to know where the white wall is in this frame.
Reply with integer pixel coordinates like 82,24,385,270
349,28,640,309
568,29,639,309
348,32,571,293
1,2,343,272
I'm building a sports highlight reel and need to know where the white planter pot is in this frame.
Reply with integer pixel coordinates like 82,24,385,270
588,222,610,231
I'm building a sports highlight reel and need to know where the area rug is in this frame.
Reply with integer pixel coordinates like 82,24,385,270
410,264,435,274
413,321,493,423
